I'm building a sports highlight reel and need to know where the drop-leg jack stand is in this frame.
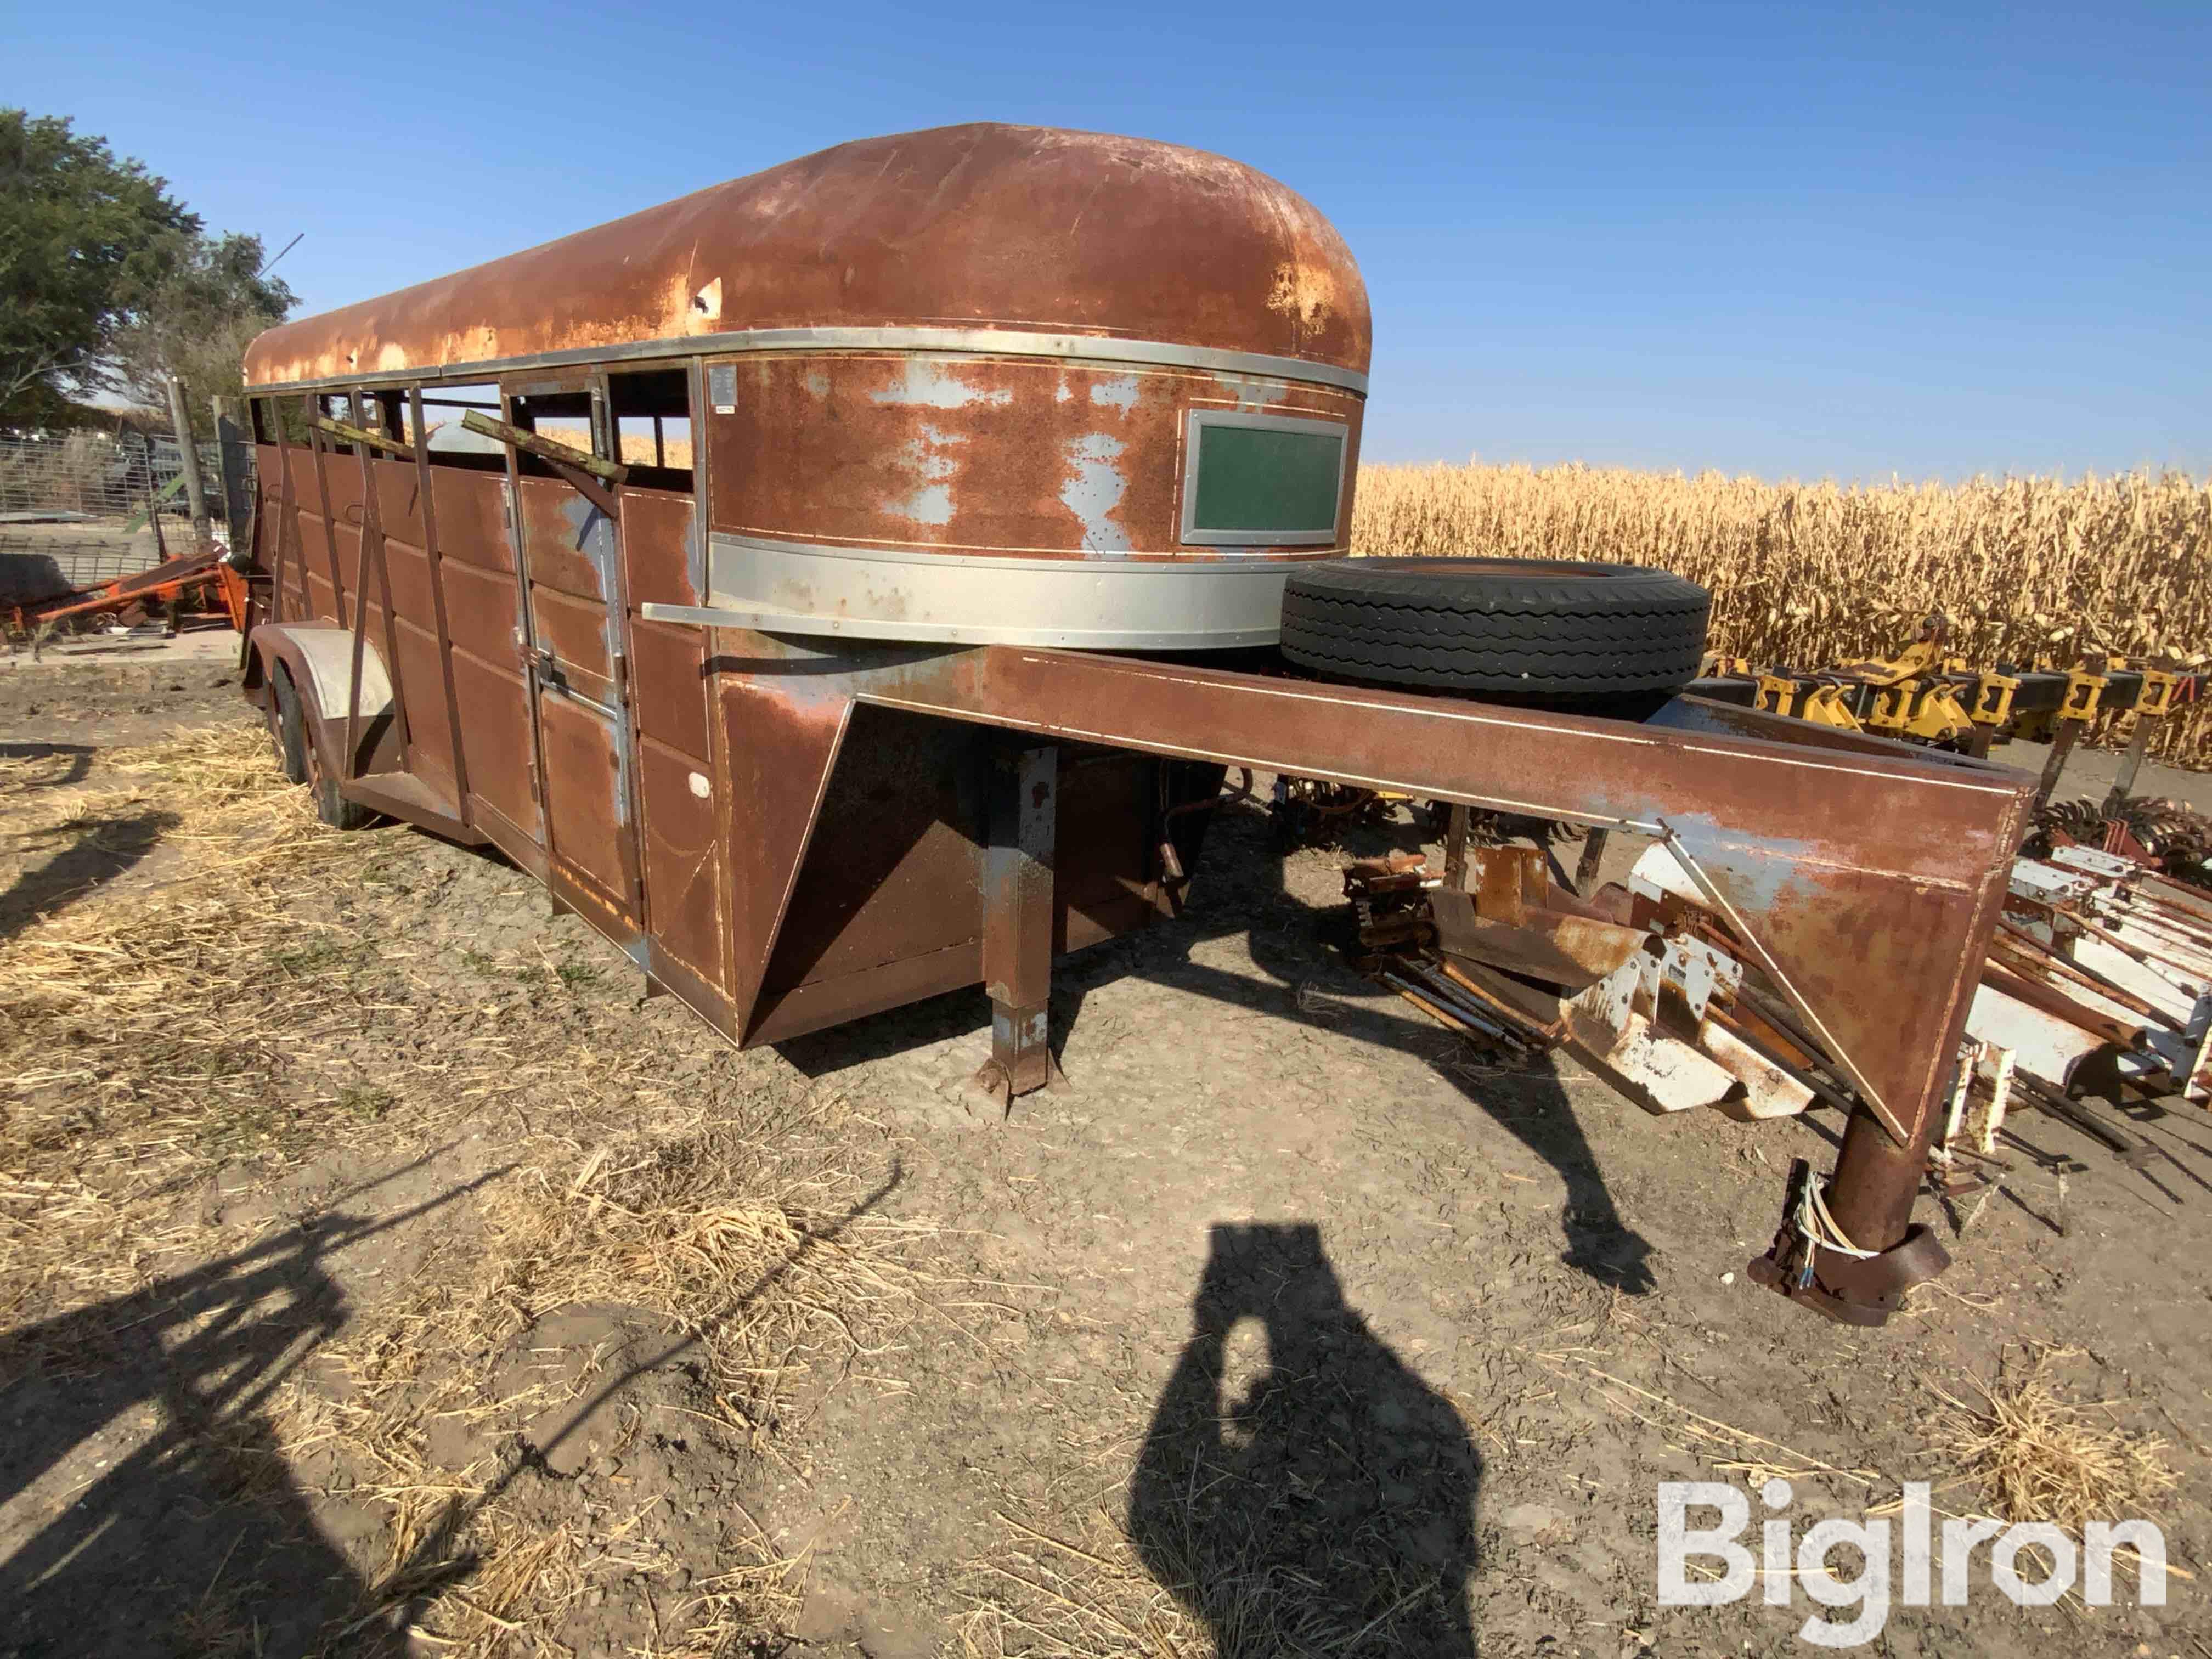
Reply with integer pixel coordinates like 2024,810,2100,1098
974,742,1062,1114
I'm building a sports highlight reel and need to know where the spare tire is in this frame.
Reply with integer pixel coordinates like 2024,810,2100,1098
1280,557,1709,699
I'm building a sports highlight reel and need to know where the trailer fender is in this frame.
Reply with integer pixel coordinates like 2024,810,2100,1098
245,624,395,776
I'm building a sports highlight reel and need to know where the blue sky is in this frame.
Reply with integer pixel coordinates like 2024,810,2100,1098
10,1,2206,481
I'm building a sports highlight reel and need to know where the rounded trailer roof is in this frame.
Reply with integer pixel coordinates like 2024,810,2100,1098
241,123,1371,392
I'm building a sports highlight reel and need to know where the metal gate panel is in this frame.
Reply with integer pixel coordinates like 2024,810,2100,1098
618,491,704,610
527,584,619,704
426,467,540,847
388,616,459,795
628,616,711,758
505,416,645,943
636,735,724,986
449,646,542,842
438,558,518,668
536,690,635,909
428,469,516,572
621,486,724,996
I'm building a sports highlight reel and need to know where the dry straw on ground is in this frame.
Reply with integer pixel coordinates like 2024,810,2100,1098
1352,463,2212,767
0,720,949,1655
1929,1344,2177,1534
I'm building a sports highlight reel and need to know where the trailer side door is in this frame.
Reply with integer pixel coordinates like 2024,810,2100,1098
503,373,647,953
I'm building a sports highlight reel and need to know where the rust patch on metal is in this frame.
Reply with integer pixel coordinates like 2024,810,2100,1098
708,354,1362,558
844,644,2032,1244
242,125,1370,389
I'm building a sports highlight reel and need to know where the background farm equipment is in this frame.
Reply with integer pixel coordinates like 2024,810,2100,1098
1690,614,2203,810
1350,794,2211,1321
5,545,250,648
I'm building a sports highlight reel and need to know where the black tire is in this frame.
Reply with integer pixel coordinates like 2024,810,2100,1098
312,774,377,832
269,667,309,784
275,664,376,831
1280,557,1710,700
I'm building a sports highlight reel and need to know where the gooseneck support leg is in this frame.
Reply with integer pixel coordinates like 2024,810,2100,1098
976,743,1058,1111
1748,1101,1953,1327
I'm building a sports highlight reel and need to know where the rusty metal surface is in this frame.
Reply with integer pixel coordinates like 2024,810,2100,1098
757,704,987,1000
708,640,1182,1046
421,467,540,847
979,744,1059,1101
627,618,710,759
280,443,336,620
1055,754,1169,944
635,736,724,989
536,690,635,921
620,491,704,611
718,664,855,1032
622,485,727,996
709,356,1362,559
513,477,611,601
241,126,1368,390
1432,889,1646,992
444,650,540,845
507,443,644,940
798,642,2032,1253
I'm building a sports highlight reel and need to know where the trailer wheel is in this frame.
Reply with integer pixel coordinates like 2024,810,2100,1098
268,667,309,785
309,759,377,832
276,667,377,831
1280,557,1710,701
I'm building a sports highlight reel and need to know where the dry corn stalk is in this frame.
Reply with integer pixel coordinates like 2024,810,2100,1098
1351,462,2212,768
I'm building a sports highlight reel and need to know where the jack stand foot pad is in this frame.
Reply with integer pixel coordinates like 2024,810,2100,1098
969,1062,1015,1118
1747,1159,1951,1327
969,1052,1066,1118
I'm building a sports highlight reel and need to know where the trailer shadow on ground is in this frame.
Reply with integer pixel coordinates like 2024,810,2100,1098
780,802,1658,1295
0,741,177,947
0,1165,500,1657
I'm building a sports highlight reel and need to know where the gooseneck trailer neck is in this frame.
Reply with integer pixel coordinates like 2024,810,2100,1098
229,123,2034,1326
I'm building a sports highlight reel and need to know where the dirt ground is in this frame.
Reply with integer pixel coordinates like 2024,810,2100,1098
3,648,2209,1658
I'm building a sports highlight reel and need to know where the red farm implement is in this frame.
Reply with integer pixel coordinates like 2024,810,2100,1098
8,548,251,642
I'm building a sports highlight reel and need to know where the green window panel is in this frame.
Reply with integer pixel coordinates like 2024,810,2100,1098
1182,412,1346,546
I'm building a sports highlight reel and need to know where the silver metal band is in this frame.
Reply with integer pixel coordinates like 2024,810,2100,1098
244,324,1370,397
706,532,1338,575
630,532,1321,648
636,601,1287,650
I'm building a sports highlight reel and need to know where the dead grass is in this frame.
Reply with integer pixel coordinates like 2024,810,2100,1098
275,1097,951,1654
1558,1340,2188,1604
956,1508,1205,1658
1929,1344,2178,1533
0,725,373,1324
0,717,962,1656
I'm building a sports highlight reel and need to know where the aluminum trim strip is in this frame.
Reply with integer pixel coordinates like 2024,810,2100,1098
638,600,1279,650
242,325,1370,397
707,530,1326,576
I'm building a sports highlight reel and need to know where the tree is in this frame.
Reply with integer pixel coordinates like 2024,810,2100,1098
0,110,197,426
111,230,295,437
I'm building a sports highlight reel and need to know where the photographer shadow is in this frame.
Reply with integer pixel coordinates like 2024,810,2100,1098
1130,1222,1480,1656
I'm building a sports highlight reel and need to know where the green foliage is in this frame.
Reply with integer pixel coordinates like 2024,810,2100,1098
0,110,295,433
0,110,196,425
112,230,295,436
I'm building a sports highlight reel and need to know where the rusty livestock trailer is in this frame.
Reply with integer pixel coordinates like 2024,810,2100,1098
229,123,2034,1325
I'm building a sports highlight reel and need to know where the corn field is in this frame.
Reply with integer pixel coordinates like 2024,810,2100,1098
1350,462,2212,769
